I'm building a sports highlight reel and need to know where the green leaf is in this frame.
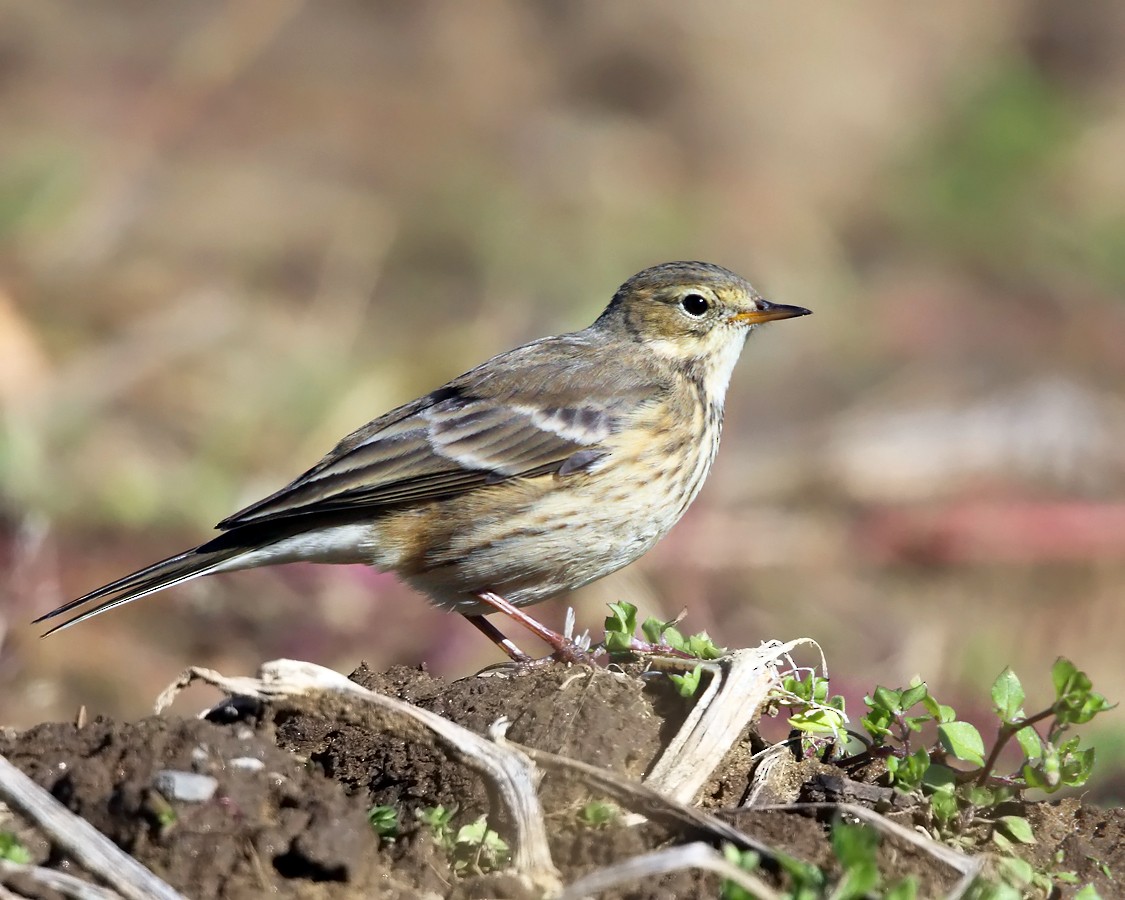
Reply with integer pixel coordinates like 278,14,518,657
922,761,956,791
963,784,999,809
776,854,827,892
872,686,903,715
722,842,759,872
924,765,958,823
885,878,918,900
660,625,688,652
782,674,806,697
834,862,879,900
669,665,703,698
999,855,1035,885
455,816,488,844
938,721,986,765
979,883,1027,900
1059,735,1081,755
1015,724,1043,760
367,804,399,839
1074,884,1104,900
789,707,846,735
888,747,931,791
1060,747,1096,787
1050,658,1113,727
900,682,929,710
992,830,1014,852
604,602,638,653
832,821,880,868
640,615,665,644
720,844,761,900
0,833,31,865
453,815,510,872
861,709,894,742
604,601,636,634
416,804,456,847
991,667,1025,722
1022,762,1050,790
995,815,1035,844
1051,657,1082,698
921,694,956,722
929,789,959,824
684,631,725,659
1061,690,1113,726
578,800,619,828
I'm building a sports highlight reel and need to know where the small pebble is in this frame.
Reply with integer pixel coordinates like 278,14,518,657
153,770,218,803
229,757,265,771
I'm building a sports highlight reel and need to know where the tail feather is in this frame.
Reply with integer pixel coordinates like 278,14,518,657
36,512,371,637
33,544,245,637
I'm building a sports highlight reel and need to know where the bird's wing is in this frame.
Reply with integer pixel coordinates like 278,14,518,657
217,335,659,529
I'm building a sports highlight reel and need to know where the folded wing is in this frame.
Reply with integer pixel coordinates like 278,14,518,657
219,387,621,527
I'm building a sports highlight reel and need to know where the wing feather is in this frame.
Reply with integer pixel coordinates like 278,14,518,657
217,332,664,530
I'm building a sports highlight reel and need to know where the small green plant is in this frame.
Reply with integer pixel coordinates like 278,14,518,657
846,658,1110,841
769,658,1111,897
577,799,619,828
602,601,726,697
144,792,178,832
602,602,725,697
832,820,919,900
0,832,31,865
974,853,1103,900
721,820,917,900
1087,855,1112,881
367,804,399,841
416,804,455,846
668,664,703,698
720,843,763,900
416,805,511,874
775,669,849,749
453,816,510,873
599,609,1111,897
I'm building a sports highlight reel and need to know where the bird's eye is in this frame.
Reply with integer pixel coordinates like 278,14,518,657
680,293,710,317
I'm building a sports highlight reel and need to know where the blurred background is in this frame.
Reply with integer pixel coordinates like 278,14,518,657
2,2,1124,795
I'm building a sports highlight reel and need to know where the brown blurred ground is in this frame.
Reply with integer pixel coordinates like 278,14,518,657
1,2,1124,793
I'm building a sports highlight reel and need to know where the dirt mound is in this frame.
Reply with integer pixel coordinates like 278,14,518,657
0,661,1120,898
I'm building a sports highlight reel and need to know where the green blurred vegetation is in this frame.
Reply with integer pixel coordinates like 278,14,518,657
890,60,1125,293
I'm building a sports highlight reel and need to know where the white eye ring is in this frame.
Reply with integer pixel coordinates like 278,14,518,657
680,293,710,317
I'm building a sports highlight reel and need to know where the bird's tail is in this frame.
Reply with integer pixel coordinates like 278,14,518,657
33,539,249,637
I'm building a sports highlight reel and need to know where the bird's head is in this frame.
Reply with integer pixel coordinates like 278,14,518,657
596,261,810,396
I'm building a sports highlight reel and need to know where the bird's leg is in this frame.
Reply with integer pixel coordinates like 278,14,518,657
466,614,533,664
472,591,592,664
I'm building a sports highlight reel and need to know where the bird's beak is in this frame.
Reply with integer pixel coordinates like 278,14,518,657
731,301,812,325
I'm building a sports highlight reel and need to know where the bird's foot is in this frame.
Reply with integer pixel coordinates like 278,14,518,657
474,640,594,677
468,593,597,668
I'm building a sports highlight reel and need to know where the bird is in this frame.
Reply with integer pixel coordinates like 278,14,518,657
35,261,810,662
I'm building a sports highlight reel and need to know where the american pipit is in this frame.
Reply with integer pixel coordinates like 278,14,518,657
37,261,809,661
